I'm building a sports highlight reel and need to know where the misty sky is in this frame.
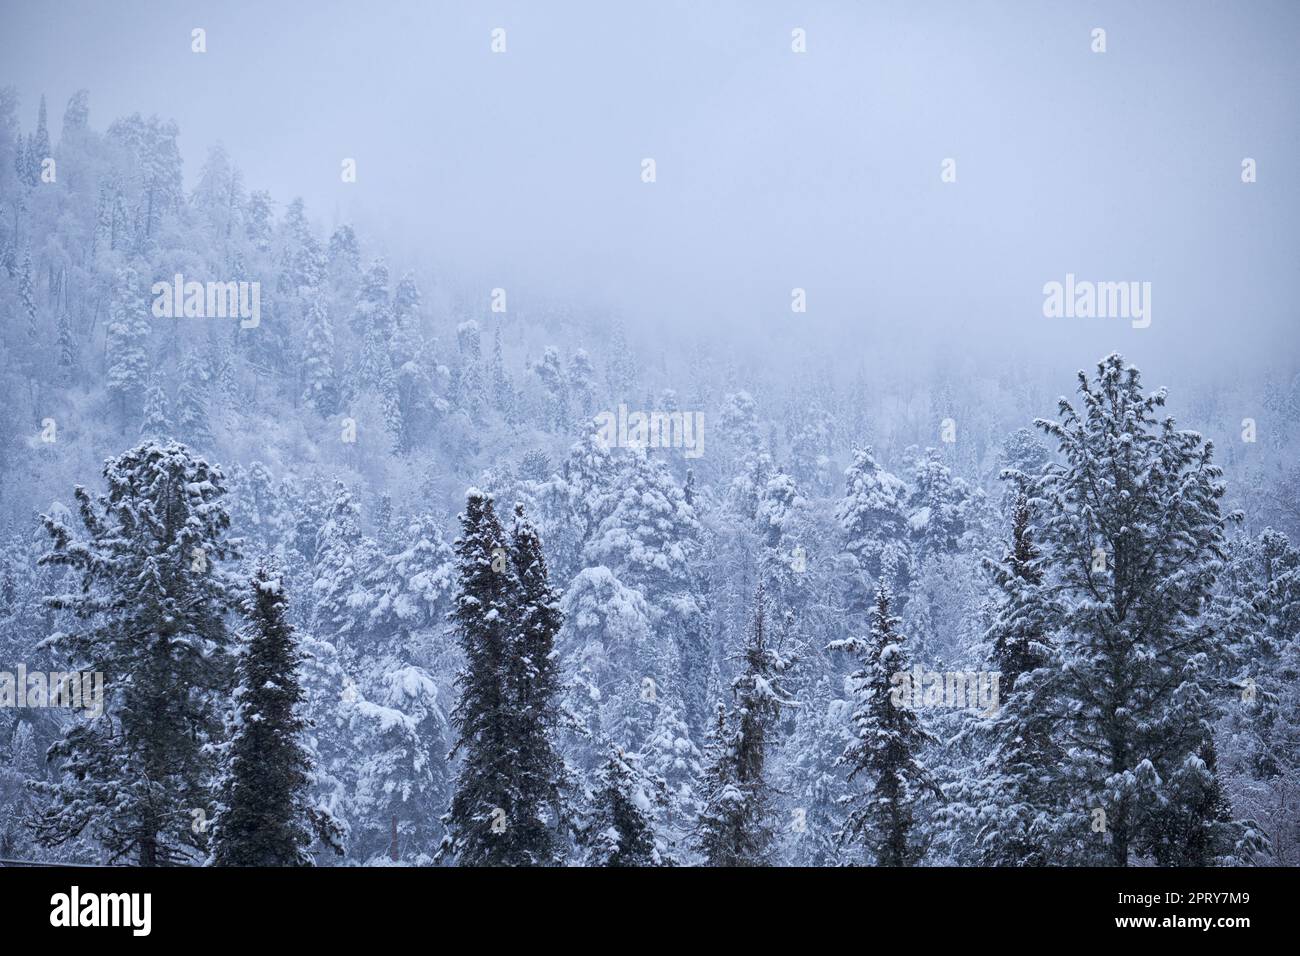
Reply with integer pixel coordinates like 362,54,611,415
3,0,1297,384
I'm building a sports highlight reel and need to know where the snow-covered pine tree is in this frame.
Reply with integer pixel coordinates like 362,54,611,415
695,583,796,866
175,350,213,449
1214,528,1300,861
0,721,42,860
209,564,343,865
581,745,662,866
310,480,374,651
327,224,360,278
19,249,37,342
693,703,737,863
837,445,912,598
906,448,970,560
640,696,704,853
567,349,597,420
1215,528,1300,778
1031,353,1255,865
585,449,710,735
556,565,659,771
441,491,568,865
301,289,337,416
997,426,1050,514
502,502,570,862
139,379,172,439
31,94,50,182
105,266,151,422
349,512,455,862
1139,737,1244,866
56,309,77,384
34,441,239,865
452,320,485,425
989,490,1046,690
830,581,938,866
944,488,1073,866
532,345,569,430
489,323,516,422
781,675,851,866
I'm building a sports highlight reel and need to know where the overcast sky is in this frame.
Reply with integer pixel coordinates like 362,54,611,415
3,0,1297,384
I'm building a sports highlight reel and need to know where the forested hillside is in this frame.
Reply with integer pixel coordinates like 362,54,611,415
1,89,1298,866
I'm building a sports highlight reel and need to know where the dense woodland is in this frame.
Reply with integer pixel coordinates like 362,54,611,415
2,90,1299,866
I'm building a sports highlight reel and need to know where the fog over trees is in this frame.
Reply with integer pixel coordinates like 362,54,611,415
1,2,1298,866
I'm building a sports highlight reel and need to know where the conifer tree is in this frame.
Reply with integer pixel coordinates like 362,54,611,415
327,223,360,276
501,502,569,861
532,345,569,429
34,441,239,865
1030,353,1255,864
783,675,850,866
1139,738,1243,866
906,448,971,560
695,583,795,866
837,446,912,595
209,565,343,865
947,489,1071,866
489,323,516,421
830,582,937,866
581,745,661,866
56,310,76,384
139,380,171,438
61,89,89,136
441,492,569,865
301,290,337,416
568,349,597,419
106,266,150,421
988,490,1045,689
175,350,213,448
19,249,37,341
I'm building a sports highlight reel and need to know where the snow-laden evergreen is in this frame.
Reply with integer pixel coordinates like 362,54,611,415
695,583,797,866
579,745,663,867
209,564,343,865
830,582,938,866
440,491,569,865
33,441,240,864
1028,354,1263,865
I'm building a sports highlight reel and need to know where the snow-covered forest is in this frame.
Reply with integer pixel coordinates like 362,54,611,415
3,9,1300,868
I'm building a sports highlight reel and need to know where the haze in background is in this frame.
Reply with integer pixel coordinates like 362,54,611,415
3,0,1297,386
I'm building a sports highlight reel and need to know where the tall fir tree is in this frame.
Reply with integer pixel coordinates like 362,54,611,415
500,502,569,861
830,581,938,866
105,266,151,422
1030,353,1256,865
942,488,1071,866
695,583,796,866
988,490,1046,689
441,492,568,865
209,565,342,865
301,289,337,416
34,441,239,864
175,350,213,449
